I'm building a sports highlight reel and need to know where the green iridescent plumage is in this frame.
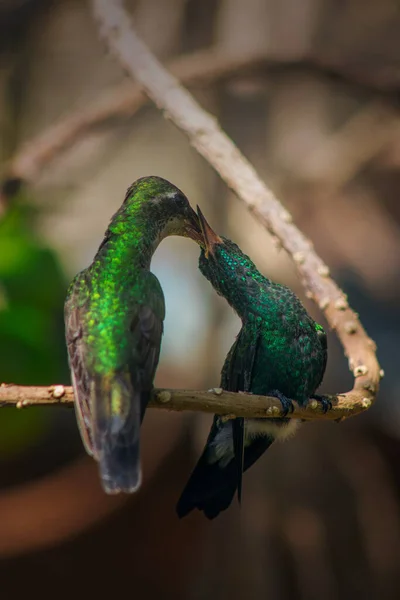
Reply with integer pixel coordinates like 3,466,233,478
177,208,328,519
65,176,200,494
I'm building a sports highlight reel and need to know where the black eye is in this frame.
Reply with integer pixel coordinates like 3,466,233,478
175,194,187,208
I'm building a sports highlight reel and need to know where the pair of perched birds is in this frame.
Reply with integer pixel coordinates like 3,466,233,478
65,176,328,519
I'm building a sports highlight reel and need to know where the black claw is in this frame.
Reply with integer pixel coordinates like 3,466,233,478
311,394,332,414
270,389,294,417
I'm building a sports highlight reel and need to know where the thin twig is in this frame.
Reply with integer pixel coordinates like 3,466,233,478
89,0,381,413
0,384,371,421
298,100,400,186
0,48,265,192
2,51,398,196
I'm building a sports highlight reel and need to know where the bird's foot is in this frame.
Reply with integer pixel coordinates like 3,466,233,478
270,390,294,417
310,394,332,414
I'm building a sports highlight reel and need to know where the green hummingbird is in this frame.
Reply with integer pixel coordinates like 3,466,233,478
177,207,328,519
65,176,201,494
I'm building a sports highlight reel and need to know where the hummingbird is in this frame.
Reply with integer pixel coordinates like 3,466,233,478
65,176,201,494
177,207,328,519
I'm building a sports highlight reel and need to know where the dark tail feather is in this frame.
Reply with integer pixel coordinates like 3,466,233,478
91,374,142,494
177,420,275,519
140,390,151,423
176,446,237,520
233,417,245,505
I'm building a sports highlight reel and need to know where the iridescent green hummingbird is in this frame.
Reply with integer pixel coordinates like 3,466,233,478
177,207,328,519
65,176,201,494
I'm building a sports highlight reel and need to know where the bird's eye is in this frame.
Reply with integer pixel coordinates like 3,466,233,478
165,191,185,208
175,194,187,208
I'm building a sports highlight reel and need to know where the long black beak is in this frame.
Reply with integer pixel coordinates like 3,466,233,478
196,205,223,258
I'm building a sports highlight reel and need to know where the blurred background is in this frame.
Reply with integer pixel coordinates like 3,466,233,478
0,0,399,598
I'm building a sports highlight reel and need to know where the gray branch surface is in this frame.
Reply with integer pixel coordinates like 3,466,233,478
0,384,371,421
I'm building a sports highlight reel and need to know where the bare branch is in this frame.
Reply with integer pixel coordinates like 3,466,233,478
2,53,398,198
89,0,381,413
1,48,397,204
298,100,400,186
0,48,265,192
0,384,372,421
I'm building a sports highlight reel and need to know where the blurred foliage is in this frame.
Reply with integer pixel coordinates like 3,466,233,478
0,193,69,455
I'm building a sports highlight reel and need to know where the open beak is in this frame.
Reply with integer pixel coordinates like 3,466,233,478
196,205,223,258
184,205,203,245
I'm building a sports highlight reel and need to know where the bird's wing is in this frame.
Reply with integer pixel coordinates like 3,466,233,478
64,277,94,456
177,319,268,519
221,317,260,504
128,272,165,420
176,415,273,519
316,326,328,388
65,271,165,494
91,272,165,494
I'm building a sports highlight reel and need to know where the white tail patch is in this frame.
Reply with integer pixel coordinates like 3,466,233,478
246,418,301,442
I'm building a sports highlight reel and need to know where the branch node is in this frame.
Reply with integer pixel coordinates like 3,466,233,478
317,265,330,277
318,297,330,310
212,387,223,396
52,385,66,399
280,210,292,223
293,252,306,265
334,297,348,311
344,321,358,334
354,365,368,377
362,397,372,409
363,382,376,393
157,390,172,404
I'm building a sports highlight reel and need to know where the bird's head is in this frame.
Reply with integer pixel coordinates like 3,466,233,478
122,176,203,243
196,205,261,309
196,205,246,295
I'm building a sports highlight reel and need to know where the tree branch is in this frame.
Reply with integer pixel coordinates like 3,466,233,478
0,2,382,422
2,49,398,200
88,0,381,415
0,48,265,197
0,384,372,422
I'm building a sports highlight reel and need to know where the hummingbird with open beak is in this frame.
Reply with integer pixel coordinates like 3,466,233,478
177,206,328,519
65,176,202,494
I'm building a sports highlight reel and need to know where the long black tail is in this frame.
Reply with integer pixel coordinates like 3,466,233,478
233,417,245,504
177,447,237,520
177,420,275,519
91,373,142,494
